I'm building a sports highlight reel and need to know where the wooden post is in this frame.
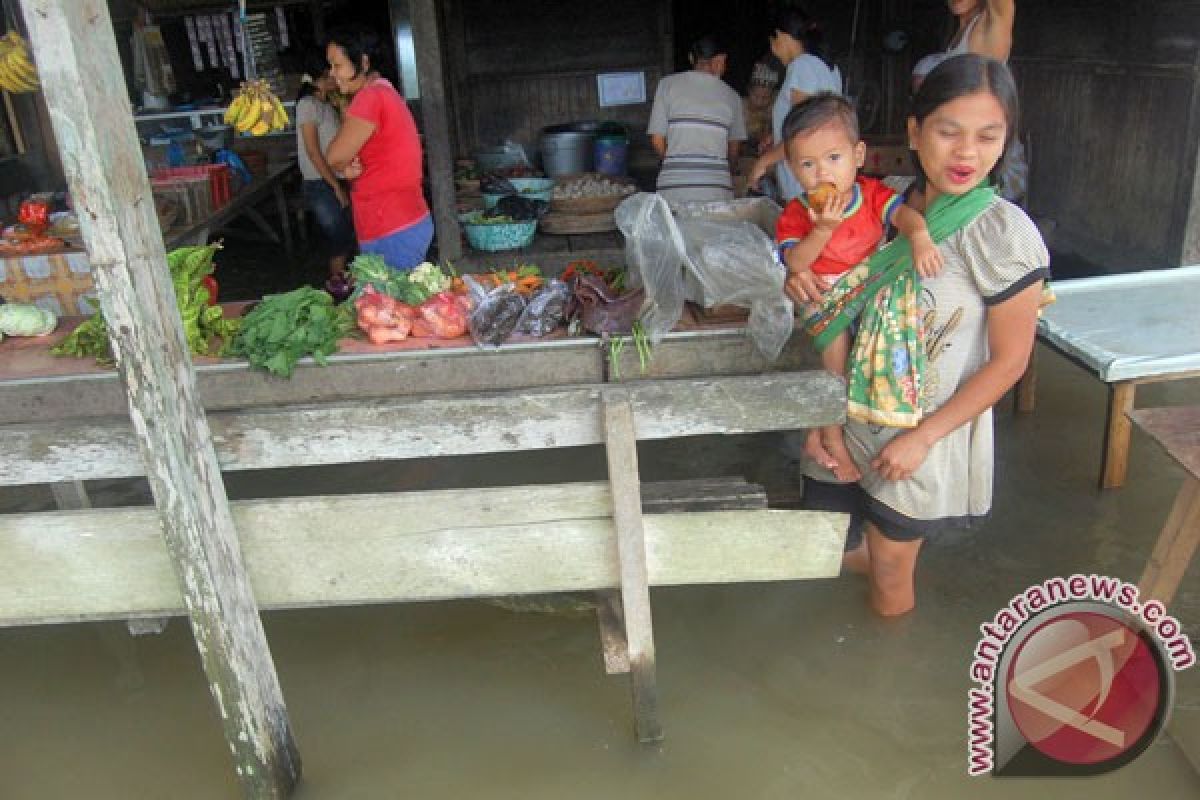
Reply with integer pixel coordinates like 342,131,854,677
602,392,663,742
22,3,301,797
410,0,462,261
1100,381,1136,490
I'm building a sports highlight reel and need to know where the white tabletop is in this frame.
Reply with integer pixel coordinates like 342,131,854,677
1038,265,1200,382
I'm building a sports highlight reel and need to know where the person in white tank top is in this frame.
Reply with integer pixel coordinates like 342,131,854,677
911,1,1016,93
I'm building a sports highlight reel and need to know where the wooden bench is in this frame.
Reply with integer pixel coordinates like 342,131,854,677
1132,406,1200,606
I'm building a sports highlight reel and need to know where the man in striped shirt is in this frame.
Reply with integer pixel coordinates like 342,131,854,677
647,35,747,204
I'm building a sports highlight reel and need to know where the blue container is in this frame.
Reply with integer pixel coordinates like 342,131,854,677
594,135,628,176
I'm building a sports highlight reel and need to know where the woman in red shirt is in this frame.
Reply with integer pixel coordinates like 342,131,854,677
325,26,432,270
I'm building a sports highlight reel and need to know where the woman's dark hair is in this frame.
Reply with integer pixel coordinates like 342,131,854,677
909,53,1020,190
295,50,330,104
782,92,859,148
688,34,727,65
326,25,382,77
773,8,831,68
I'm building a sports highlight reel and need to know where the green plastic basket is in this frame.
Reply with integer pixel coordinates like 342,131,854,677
460,212,537,252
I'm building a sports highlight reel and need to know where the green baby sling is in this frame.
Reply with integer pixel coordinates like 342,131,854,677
803,183,997,428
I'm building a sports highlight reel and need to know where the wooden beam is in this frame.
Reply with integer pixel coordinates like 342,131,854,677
410,0,462,261
1137,478,1200,607
21,3,300,797
0,372,845,486
0,484,848,626
603,393,663,742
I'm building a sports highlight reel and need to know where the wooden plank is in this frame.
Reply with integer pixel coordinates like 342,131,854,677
1101,380,1136,489
0,485,848,625
603,393,662,742
412,0,463,261
22,3,300,797
1137,478,1200,607
0,372,845,486
641,478,767,513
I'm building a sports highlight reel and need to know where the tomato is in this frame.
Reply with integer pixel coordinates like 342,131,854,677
18,199,50,234
201,275,219,306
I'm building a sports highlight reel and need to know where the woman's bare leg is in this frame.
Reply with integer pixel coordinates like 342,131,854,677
842,539,870,575
865,522,923,616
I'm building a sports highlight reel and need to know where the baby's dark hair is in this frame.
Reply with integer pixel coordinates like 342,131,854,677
781,92,860,147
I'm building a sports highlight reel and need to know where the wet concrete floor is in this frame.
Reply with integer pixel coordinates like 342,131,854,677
1,345,1198,799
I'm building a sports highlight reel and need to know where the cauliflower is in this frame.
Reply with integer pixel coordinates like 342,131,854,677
409,261,450,296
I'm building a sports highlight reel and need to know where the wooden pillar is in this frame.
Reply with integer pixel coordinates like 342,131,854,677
22,3,301,797
410,0,462,261
603,392,663,742
1100,381,1136,490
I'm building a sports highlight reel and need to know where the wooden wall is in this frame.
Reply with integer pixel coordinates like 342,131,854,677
1012,0,1200,268
441,0,670,164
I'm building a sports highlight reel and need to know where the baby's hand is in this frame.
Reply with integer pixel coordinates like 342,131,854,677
808,191,848,233
910,231,944,279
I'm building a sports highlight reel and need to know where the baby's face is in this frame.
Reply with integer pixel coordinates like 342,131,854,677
785,122,866,199
748,85,772,108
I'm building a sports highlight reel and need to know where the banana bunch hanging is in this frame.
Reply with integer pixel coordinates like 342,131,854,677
0,31,39,93
224,78,289,136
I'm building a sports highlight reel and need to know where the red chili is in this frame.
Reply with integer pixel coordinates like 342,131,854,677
201,275,219,305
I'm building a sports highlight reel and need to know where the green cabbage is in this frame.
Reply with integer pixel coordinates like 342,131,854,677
0,303,57,337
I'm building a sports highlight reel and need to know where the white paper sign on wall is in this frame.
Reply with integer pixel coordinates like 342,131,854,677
597,72,646,107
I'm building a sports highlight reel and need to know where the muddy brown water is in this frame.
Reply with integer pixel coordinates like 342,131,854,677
1,349,1198,798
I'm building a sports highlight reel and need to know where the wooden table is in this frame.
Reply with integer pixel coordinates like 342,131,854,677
1015,266,1200,489
1133,407,1200,606
164,160,297,253
0,320,844,744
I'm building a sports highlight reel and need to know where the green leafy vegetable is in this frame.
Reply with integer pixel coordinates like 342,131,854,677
348,253,449,306
52,243,238,364
225,287,351,378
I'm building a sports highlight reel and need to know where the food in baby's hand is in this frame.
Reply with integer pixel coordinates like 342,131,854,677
807,182,838,209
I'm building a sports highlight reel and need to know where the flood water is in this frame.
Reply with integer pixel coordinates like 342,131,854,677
1,348,1197,799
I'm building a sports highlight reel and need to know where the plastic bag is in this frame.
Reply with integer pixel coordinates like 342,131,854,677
614,193,687,344
516,279,571,337
616,193,795,360
466,275,526,347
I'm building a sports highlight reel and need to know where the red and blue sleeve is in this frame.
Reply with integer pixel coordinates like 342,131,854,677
776,199,813,252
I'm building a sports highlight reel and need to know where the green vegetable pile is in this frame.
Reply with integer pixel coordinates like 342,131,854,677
225,287,353,378
52,244,237,364
348,253,449,306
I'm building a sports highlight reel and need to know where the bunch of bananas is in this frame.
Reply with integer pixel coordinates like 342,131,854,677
0,31,39,94
224,79,289,136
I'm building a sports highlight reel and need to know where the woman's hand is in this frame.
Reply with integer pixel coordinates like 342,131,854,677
334,184,349,208
784,267,830,306
747,156,770,190
870,430,931,481
342,157,363,181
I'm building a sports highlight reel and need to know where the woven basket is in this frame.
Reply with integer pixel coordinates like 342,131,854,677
550,173,637,214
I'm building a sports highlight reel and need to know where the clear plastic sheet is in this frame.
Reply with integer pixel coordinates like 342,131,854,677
616,193,794,360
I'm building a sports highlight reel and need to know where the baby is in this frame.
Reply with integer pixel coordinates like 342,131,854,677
775,93,943,481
